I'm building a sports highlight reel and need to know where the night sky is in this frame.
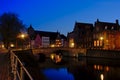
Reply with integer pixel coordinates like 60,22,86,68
1,0,120,35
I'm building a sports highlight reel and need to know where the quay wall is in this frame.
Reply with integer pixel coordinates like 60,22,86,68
13,48,120,59
86,49,120,59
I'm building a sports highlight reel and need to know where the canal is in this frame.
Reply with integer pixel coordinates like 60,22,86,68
38,57,120,80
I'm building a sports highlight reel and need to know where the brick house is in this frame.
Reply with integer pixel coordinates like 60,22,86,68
67,22,93,48
93,19,120,50
27,25,67,48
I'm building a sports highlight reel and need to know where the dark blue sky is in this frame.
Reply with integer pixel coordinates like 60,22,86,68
1,0,120,35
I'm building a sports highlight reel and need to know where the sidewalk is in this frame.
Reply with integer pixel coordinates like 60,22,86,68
0,48,8,53
0,49,11,80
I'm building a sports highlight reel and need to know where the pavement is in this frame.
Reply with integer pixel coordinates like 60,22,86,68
0,48,11,80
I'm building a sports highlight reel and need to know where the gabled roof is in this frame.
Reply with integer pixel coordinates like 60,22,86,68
35,31,58,40
95,20,119,30
34,31,67,40
60,34,67,40
95,21,118,26
74,22,93,31
75,22,93,27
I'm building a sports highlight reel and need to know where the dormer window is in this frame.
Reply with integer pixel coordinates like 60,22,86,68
105,26,107,29
111,26,114,30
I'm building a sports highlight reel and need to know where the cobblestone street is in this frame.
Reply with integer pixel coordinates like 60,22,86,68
0,49,11,80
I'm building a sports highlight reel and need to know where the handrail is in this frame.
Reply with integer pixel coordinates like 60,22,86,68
10,51,33,80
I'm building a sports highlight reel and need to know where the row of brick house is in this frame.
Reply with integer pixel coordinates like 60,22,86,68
27,25,67,48
27,19,120,50
68,19,120,50
1,19,120,50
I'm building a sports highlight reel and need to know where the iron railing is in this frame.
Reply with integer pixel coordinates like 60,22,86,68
10,51,33,80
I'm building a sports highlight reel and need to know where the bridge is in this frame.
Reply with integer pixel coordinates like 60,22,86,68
31,47,87,57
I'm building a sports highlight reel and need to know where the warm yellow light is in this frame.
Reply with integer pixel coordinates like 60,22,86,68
100,74,104,80
51,44,55,47
94,65,97,69
50,54,55,60
58,42,61,44
2,45,4,48
70,42,74,48
10,44,14,47
17,33,27,39
71,43,74,46
55,55,62,63
100,37,103,40
105,66,109,72
21,34,25,39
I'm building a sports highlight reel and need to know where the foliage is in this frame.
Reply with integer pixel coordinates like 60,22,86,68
0,12,26,48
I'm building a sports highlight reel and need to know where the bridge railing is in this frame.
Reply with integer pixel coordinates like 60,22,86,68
10,51,33,80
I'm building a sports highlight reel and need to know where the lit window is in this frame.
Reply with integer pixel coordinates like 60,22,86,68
69,38,74,48
97,40,99,46
100,40,102,46
94,41,96,46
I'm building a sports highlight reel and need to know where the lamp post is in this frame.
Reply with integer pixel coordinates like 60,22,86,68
100,37,103,41
21,34,25,39
100,37,104,49
20,34,25,50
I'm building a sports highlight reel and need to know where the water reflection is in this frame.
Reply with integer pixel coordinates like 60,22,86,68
39,57,120,80
100,74,104,80
42,68,74,80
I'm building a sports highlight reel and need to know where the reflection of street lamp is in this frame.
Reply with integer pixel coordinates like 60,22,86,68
100,74,104,80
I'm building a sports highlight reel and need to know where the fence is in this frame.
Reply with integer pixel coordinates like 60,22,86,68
10,51,33,80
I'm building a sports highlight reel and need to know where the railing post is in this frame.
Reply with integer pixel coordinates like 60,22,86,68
10,52,14,73
13,56,17,80
20,64,24,80
12,57,16,80
15,57,18,80
10,51,33,80
10,52,17,80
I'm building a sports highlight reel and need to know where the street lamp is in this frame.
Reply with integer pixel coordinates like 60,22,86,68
17,33,29,49
100,37,103,40
20,33,25,50
21,34,25,39
99,37,104,49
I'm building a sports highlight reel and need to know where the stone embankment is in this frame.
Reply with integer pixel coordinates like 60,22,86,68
86,49,120,59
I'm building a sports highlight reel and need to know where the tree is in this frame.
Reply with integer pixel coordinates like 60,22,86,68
0,12,26,49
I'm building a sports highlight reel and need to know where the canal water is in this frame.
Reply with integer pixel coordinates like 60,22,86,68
39,57,120,80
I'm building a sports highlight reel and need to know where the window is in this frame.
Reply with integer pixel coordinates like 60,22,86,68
105,26,107,29
94,41,97,46
111,26,114,30
100,40,102,46
97,40,99,46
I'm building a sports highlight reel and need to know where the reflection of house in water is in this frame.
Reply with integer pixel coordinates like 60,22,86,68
27,25,67,48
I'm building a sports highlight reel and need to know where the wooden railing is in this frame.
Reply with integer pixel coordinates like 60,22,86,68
10,51,33,80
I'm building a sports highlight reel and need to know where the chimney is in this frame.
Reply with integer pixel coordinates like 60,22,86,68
97,19,99,22
116,19,119,25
